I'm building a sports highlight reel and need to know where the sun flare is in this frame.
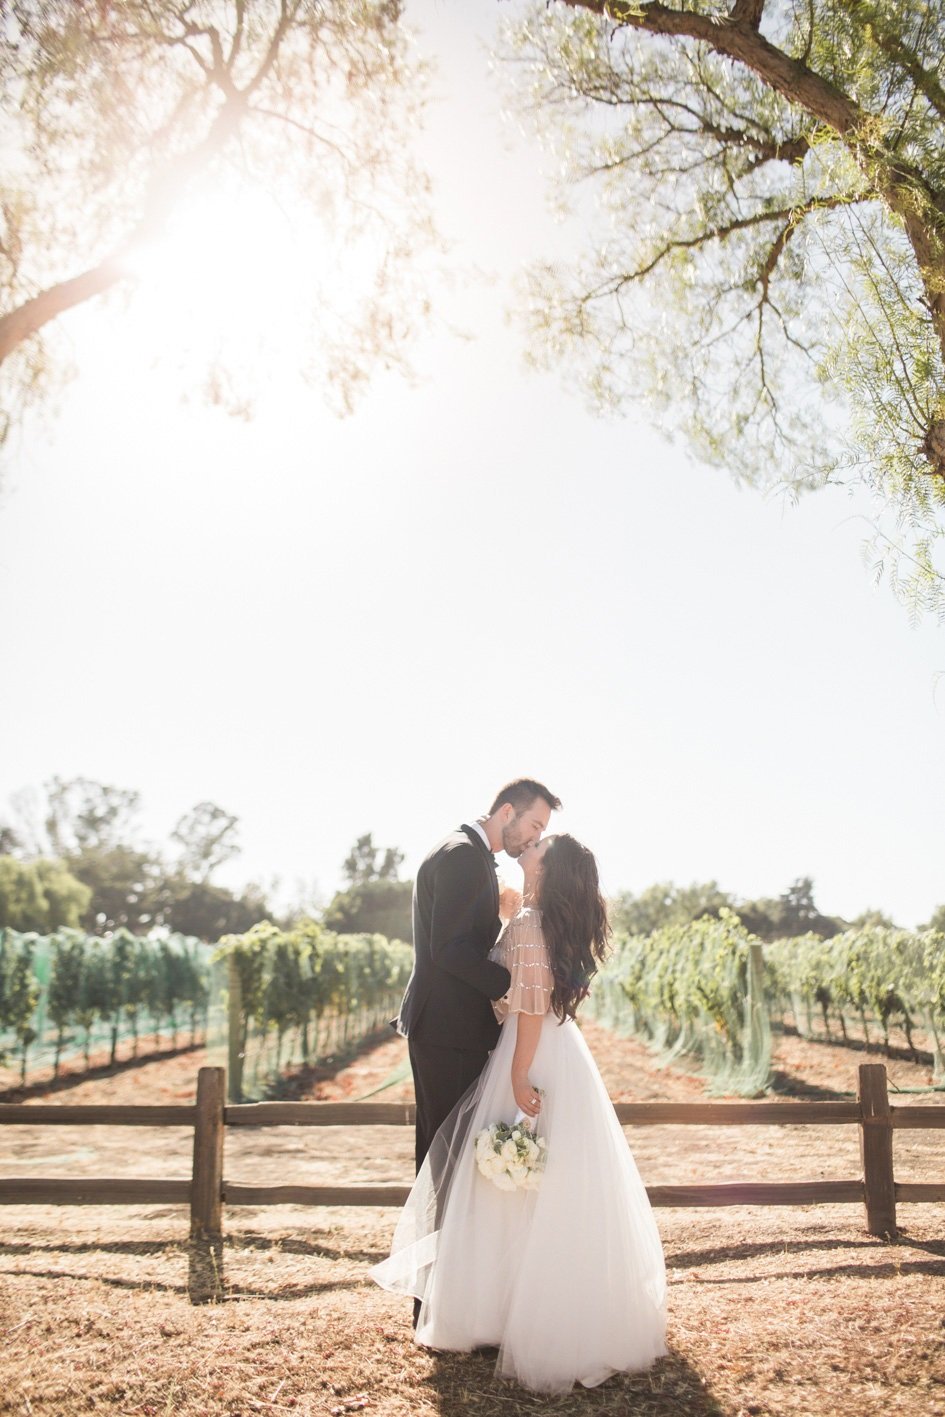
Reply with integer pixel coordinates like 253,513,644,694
96,177,387,412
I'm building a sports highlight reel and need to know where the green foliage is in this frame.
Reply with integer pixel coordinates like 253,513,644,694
342,834,405,886
0,927,211,1082
47,929,85,1075
67,843,164,934
213,920,412,1099
736,876,844,942
609,880,733,935
160,876,269,942
591,909,771,1095
611,875,845,943
324,834,413,941
592,913,945,1091
0,856,89,930
766,925,937,1054
920,904,945,933
2,778,272,939
501,0,945,618
323,877,413,942
0,931,41,1083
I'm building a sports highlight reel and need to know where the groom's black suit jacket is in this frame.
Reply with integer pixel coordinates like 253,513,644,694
396,824,512,1051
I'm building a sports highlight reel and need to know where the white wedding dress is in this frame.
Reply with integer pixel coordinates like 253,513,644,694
370,908,667,1394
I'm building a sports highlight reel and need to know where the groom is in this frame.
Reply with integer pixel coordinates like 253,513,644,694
397,778,561,1174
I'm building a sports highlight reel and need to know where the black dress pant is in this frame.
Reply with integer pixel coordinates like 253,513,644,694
408,1035,491,1173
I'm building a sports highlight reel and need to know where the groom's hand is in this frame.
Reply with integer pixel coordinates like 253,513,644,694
498,886,523,921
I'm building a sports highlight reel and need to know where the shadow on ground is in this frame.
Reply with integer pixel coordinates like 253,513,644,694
425,1345,725,1416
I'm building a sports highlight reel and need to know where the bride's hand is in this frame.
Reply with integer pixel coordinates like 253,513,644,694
512,1070,541,1118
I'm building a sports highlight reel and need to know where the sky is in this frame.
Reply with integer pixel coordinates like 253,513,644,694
0,0,943,928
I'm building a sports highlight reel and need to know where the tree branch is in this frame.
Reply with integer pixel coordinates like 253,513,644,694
846,2,945,122
0,86,249,365
593,194,855,293
558,0,945,374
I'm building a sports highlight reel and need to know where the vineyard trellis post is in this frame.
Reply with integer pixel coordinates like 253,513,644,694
857,1063,897,1238
226,955,243,1105
189,1065,225,1303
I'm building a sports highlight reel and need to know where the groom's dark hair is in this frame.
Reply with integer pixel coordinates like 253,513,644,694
489,778,562,816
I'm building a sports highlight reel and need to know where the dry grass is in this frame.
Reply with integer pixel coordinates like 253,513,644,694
2,1021,944,1417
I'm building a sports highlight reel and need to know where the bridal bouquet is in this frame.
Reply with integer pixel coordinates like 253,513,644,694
474,1105,547,1192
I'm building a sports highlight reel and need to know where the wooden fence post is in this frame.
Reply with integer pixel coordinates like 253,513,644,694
188,1065,226,1302
227,956,243,1104
858,1063,897,1239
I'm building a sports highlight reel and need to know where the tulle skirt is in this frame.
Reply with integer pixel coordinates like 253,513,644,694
370,1011,668,1393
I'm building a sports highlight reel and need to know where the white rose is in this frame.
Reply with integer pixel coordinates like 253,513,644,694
492,1172,517,1192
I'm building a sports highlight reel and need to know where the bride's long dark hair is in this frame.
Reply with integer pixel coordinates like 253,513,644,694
537,834,610,1022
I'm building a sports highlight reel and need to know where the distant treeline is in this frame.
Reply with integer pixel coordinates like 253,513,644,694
609,875,943,940
0,779,412,943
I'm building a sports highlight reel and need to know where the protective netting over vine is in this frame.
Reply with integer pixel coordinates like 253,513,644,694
765,926,945,1079
589,910,772,1096
590,914,945,1095
0,920,411,1096
210,921,413,1100
0,927,214,1084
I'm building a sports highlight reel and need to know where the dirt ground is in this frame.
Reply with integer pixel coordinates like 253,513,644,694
2,1021,944,1417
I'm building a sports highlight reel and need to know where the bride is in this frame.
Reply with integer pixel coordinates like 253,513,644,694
370,833,668,1394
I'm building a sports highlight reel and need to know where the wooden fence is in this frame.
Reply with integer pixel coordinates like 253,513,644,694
1,1063,942,1301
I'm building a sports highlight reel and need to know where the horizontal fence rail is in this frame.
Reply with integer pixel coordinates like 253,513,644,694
2,1063,942,1301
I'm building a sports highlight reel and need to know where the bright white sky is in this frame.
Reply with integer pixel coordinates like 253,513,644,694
1,0,943,927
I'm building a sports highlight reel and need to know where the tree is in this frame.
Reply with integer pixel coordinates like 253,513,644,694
3,777,272,937
610,879,733,934
161,876,270,942
42,777,142,858
324,834,412,940
0,0,433,438
0,858,44,931
0,856,90,931
849,907,897,929
170,801,240,884
342,833,405,886
68,843,165,934
921,904,945,933
11,779,159,930
502,1,945,616
323,877,413,941
737,874,843,940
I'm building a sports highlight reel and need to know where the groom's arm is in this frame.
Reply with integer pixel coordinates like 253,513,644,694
430,846,511,999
